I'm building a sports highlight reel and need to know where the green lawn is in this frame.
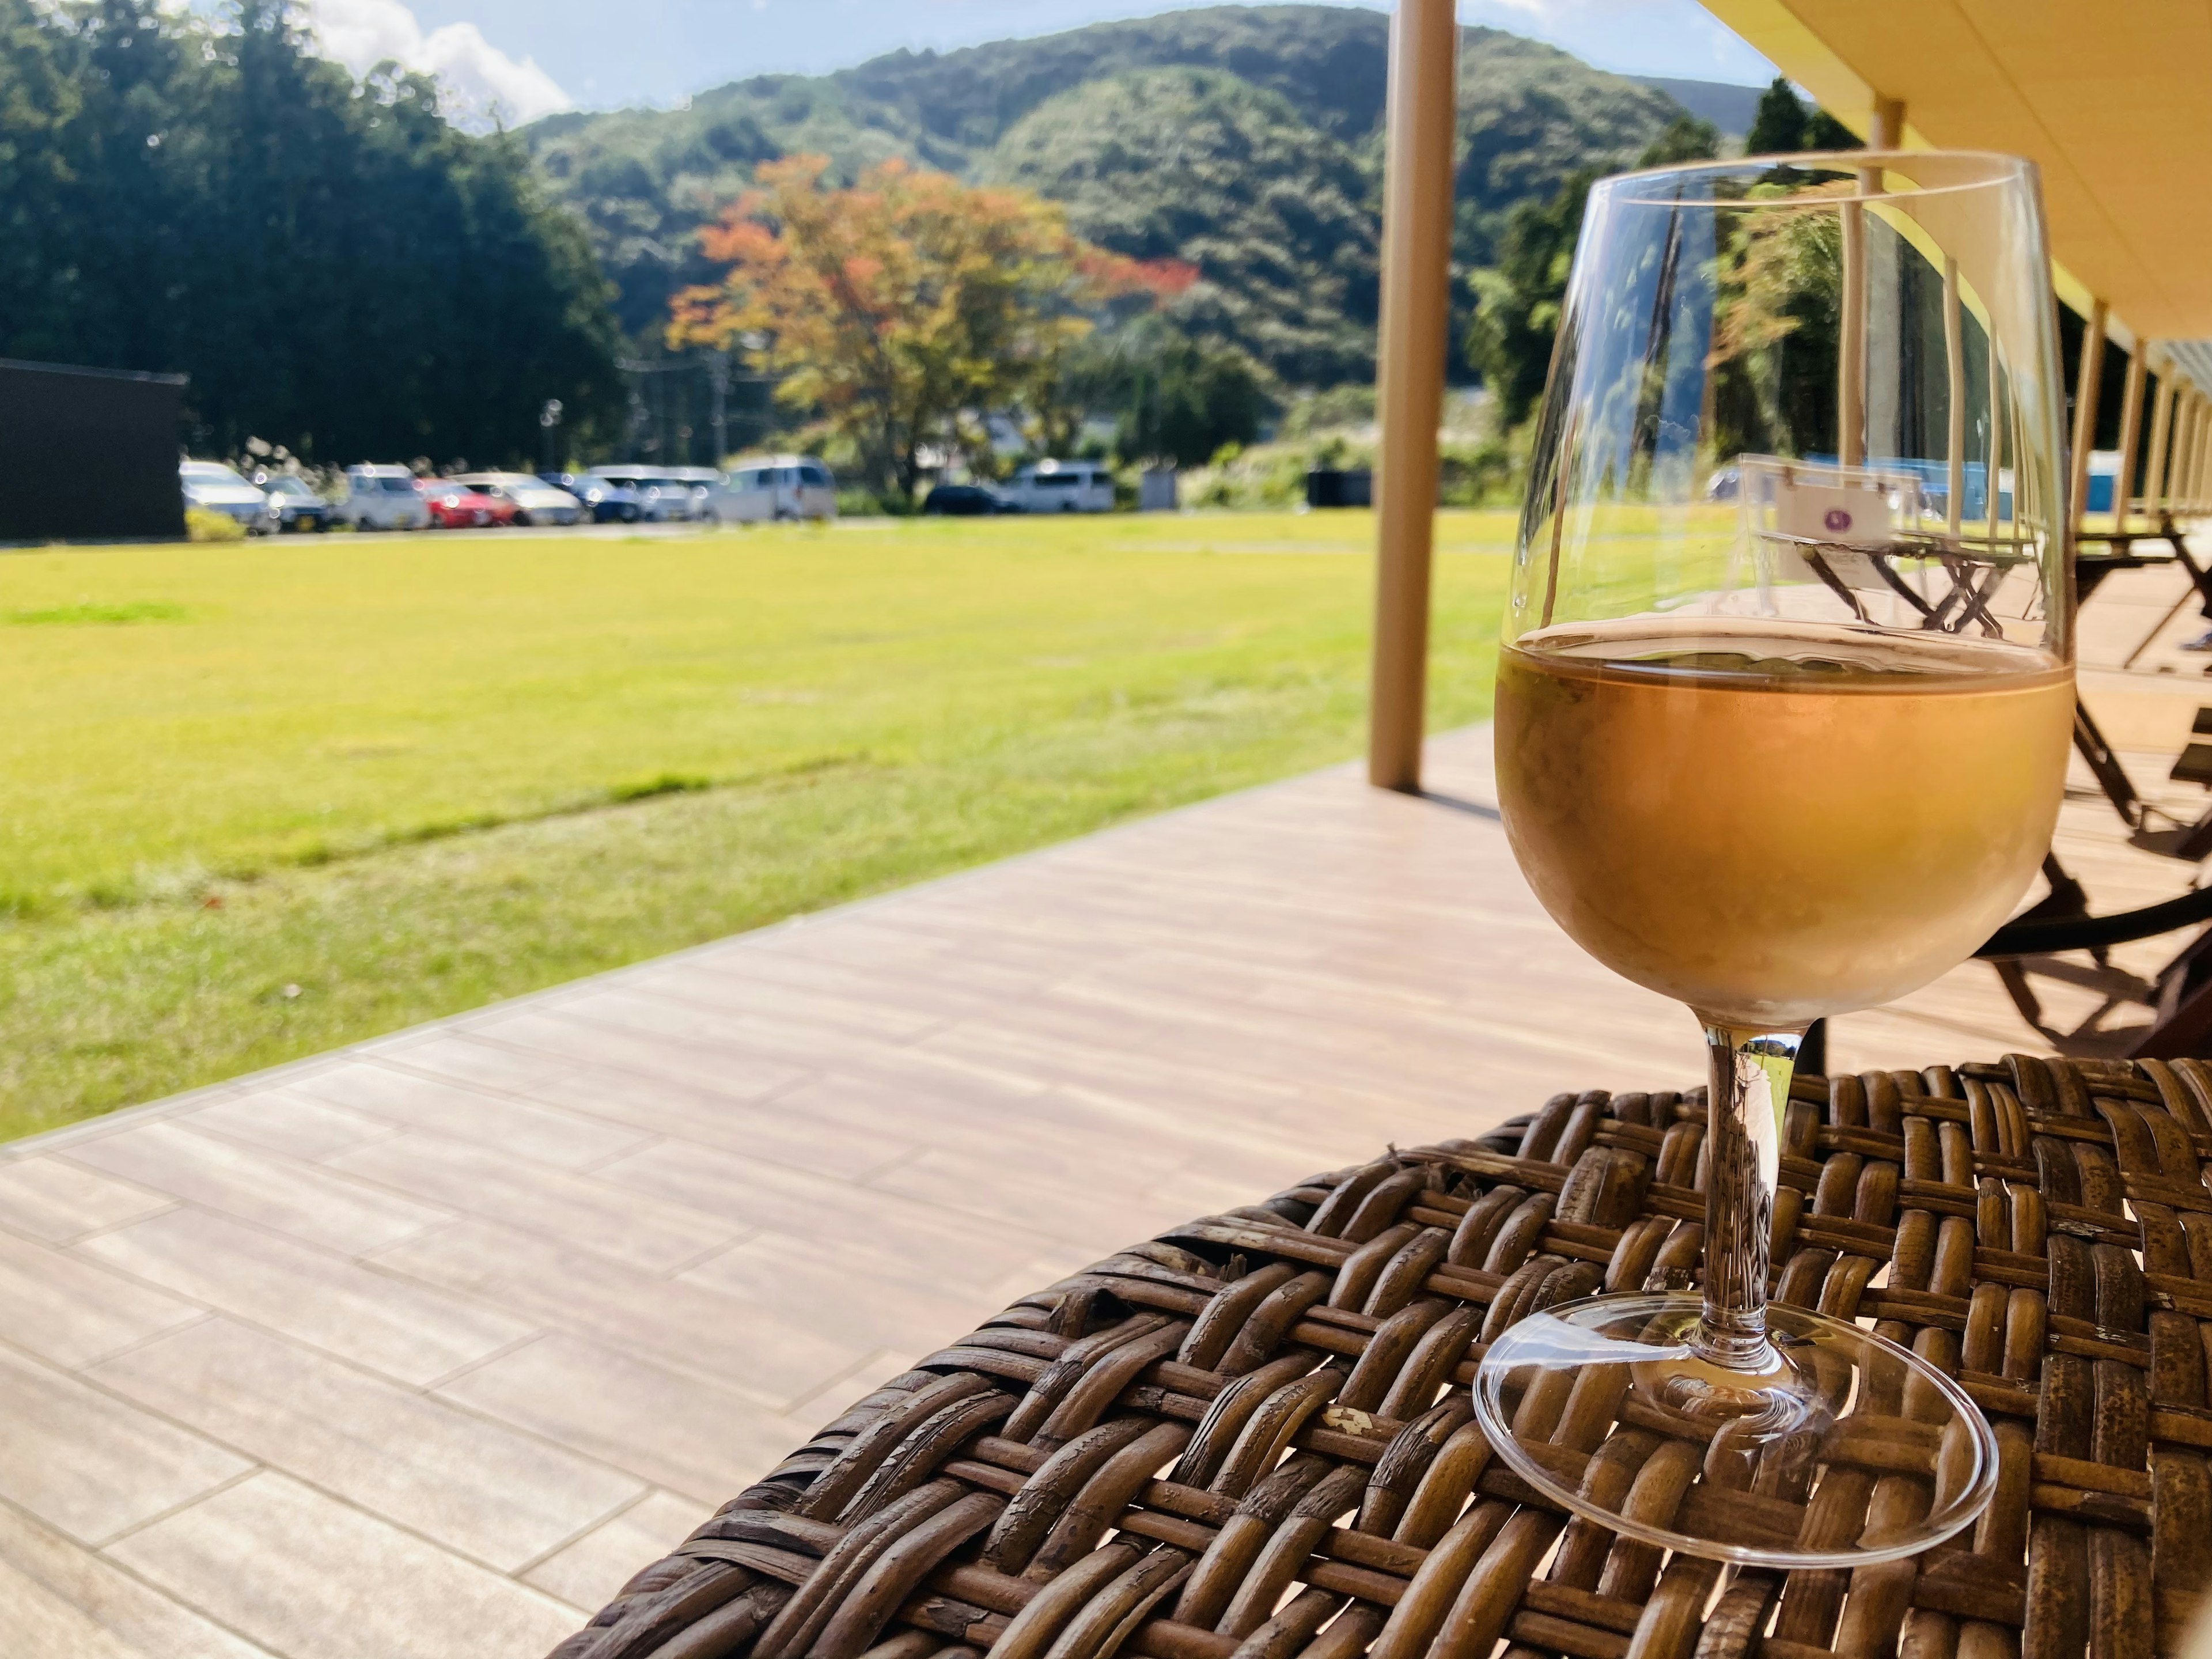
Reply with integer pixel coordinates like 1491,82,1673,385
0,510,1516,1137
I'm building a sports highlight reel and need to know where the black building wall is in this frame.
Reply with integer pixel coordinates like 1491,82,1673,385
0,359,187,542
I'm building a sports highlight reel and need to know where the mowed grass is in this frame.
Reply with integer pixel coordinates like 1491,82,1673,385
0,510,1517,1136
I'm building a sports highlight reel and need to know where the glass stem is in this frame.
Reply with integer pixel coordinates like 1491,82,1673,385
1694,1019,1804,1372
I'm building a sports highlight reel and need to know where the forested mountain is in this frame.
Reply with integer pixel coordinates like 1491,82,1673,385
0,0,620,463
523,5,1731,384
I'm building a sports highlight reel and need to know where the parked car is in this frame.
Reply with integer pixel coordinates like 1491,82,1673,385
256,473,333,532
587,467,694,522
726,456,838,521
453,472,582,527
180,461,278,533
999,459,1114,514
921,482,1010,516
334,465,431,532
664,465,751,525
418,479,510,529
540,471,641,524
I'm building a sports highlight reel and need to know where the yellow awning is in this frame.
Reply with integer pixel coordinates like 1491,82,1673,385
1702,0,2212,355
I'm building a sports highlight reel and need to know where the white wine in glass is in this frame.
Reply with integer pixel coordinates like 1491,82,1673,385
1469,151,2071,1568
1496,621,2074,1027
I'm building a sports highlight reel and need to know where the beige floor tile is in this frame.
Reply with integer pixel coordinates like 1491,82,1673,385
520,1488,708,1612
0,1343,247,1545
366,1032,574,1093
514,1065,919,1181
92,1319,642,1573
782,1348,926,1424
0,1227,201,1368
291,1061,652,1173
861,1145,1190,1256
107,1472,579,1659
328,1130,740,1273
461,1010,809,1101
179,1089,399,1162
677,1230,1003,1355
592,1139,1060,1295
79,1209,536,1387
633,962,948,1041
64,1124,447,1257
372,1218,868,1409
0,1154,171,1244
434,1334,813,1504
0,1501,272,1658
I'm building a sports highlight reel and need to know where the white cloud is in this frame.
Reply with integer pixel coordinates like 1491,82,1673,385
302,0,573,128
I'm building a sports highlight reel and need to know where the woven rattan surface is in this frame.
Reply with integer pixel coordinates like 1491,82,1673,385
550,1055,2212,1659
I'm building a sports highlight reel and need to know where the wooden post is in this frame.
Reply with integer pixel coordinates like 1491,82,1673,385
1838,207,1865,468
2069,300,2107,532
1367,0,1460,793
2142,358,2174,513
1987,317,2005,539
2196,400,2212,507
1943,256,1964,536
2112,346,2147,527
2175,396,2199,509
1837,101,1899,472
2181,397,2202,508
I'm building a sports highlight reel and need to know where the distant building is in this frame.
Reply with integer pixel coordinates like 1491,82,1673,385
0,359,187,542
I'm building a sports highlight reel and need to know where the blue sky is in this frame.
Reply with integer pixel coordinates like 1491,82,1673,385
301,0,1775,122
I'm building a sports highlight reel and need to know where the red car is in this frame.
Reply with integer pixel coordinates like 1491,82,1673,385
416,480,515,529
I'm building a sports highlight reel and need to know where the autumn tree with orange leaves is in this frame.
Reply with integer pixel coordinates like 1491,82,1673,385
670,155,1191,503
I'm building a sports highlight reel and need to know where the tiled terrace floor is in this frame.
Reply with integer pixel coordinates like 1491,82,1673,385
3,558,2207,1658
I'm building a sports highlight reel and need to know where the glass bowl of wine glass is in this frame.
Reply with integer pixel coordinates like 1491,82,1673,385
1474,149,2070,1568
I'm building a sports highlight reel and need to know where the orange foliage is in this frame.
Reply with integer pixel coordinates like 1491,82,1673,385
671,156,1183,499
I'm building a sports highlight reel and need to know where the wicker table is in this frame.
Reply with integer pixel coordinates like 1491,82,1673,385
550,1055,2211,1659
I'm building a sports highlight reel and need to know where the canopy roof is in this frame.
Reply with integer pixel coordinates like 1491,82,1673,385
1703,0,2212,358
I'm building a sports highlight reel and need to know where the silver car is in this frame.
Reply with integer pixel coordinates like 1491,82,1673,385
334,465,431,532
180,461,278,533
452,472,583,527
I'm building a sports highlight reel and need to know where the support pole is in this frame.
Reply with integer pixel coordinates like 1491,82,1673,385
1943,256,1964,537
1988,315,2005,541
2196,400,2212,509
2069,300,2107,533
2183,397,2202,509
2112,346,2147,528
2143,359,2174,514
1367,0,1460,793
1836,101,1898,472
2178,397,2200,510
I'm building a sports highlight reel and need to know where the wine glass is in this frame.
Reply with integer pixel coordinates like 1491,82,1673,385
1471,151,2070,1567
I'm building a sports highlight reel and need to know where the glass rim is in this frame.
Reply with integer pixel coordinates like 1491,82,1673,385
1595,147,2036,208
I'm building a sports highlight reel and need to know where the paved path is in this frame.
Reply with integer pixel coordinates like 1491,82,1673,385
0,687,2162,1657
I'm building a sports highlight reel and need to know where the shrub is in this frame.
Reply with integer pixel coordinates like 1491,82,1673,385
185,509,246,543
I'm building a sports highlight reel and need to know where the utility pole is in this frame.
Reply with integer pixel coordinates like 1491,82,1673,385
539,399,563,475
709,353,730,467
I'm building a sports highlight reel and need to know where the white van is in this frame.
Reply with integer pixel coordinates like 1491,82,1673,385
1001,460,1114,514
334,465,430,532
726,456,838,522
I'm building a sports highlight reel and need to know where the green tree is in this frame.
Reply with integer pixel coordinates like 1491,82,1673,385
1463,117,1718,427
0,0,622,464
1111,332,1270,468
989,67,1377,387
1746,76,1861,156
1746,77,1807,154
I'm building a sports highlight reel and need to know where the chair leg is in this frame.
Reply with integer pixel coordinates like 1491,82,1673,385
2073,702,2143,827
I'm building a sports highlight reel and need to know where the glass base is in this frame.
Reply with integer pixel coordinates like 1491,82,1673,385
1471,1292,1998,1568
